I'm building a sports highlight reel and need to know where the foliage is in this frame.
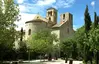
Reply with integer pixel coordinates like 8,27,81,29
60,38,78,60
84,5,91,33
0,0,19,60
94,12,98,28
0,0,19,48
27,29,58,55
89,27,99,52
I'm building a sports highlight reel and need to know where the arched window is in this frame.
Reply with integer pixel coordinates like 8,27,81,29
63,14,65,19
48,11,52,16
28,29,31,35
49,17,51,21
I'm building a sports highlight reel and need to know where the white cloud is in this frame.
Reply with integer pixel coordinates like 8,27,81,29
17,0,24,4
91,1,95,7
17,0,75,14
19,5,26,12
18,3,45,15
37,0,56,6
55,0,75,8
15,13,37,30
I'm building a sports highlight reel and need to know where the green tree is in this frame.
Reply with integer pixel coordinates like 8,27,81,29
84,5,93,64
27,29,58,60
84,5,91,33
0,0,19,60
94,12,98,28
97,16,99,23
89,27,99,64
61,38,78,63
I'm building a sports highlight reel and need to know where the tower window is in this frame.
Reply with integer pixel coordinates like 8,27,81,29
63,14,65,19
49,17,51,21
48,11,52,16
28,29,31,35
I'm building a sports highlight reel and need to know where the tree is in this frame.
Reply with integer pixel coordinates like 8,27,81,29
27,29,58,60
94,12,98,28
89,27,99,64
97,16,99,24
84,5,91,33
84,5,93,64
0,0,19,60
60,37,78,63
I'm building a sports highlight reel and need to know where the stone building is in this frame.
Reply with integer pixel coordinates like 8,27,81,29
25,8,74,43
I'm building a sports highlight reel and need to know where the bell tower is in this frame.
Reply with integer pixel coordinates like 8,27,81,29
46,8,57,27
60,12,73,28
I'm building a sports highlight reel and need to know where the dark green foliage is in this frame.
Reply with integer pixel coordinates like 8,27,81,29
60,38,78,60
97,16,99,24
94,12,98,28
84,5,91,33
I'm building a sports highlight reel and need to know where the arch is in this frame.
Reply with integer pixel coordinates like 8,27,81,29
28,29,31,35
63,14,65,19
49,17,51,21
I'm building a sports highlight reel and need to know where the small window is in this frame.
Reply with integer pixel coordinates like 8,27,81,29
48,11,52,16
28,29,31,35
49,17,51,21
63,14,65,19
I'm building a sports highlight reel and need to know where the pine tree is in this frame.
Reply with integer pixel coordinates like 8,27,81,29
84,5,91,33
94,12,98,28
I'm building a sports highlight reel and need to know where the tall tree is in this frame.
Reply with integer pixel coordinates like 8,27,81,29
0,0,19,49
0,0,19,60
89,27,99,64
84,5,91,33
27,29,58,60
97,16,99,24
94,12,98,28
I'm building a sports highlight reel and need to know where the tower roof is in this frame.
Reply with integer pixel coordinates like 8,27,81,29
25,14,48,23
47,7,57,11
25,19,46,23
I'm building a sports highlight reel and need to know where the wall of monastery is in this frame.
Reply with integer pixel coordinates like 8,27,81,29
25,21,47,40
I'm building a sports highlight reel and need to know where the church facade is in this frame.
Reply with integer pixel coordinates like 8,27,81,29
25,8,74,43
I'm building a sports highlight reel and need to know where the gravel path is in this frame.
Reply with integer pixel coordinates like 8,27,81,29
43,60,82,64
6,59,83,64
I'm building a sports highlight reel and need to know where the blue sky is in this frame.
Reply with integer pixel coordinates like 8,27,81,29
14,0,99,30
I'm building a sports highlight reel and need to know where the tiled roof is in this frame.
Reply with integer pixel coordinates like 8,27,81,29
25,19,46,23
52,24,61,28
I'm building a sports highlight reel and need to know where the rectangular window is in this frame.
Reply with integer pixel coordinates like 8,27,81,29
63,14,65,19
28,29,31,35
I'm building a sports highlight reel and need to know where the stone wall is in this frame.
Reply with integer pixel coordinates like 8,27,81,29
25,21,47,40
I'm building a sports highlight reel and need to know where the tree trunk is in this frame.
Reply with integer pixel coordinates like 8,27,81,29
48,53,52,61
96,52,98,64
65,58,68,63
69,60,73,64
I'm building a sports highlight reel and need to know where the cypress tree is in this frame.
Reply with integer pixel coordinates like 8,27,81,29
84,5,92,64
97,16,99,24
84,5,91,33
94,12,98,28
